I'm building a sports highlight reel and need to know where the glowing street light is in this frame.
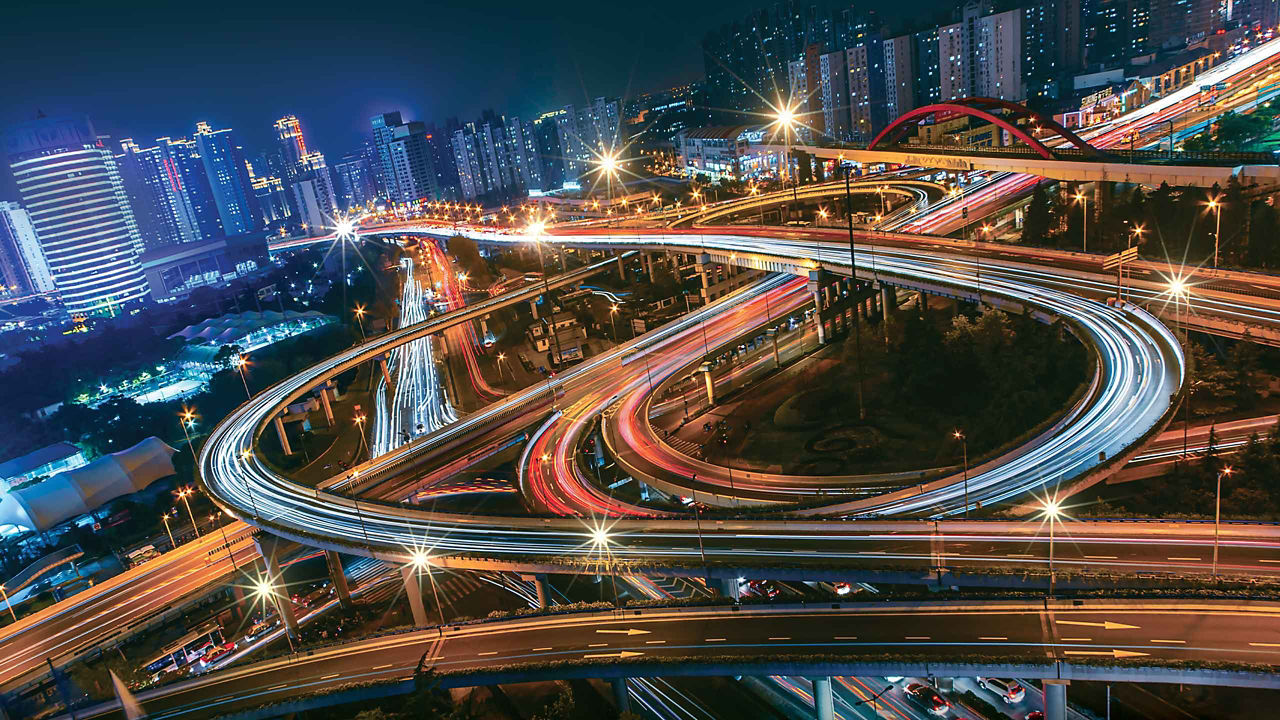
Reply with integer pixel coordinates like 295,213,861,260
232,353,251,399
161,510,176,548
1040,498,1063,595
0,585,14,622
496,352,510,382
353,304,367,342
1207,194,1223,267
609,304,620,343
953,430,969,517
251,577,295,652
177,487,201,539
1073,191,1089,253
1213,466,1235,575
179,406,198,457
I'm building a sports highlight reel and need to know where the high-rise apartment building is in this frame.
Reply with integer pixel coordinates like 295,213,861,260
116,139,201,249
161,136,224,241
4,115,149,314
370,112,404,199
972,10,1023,101
554,98,622,185
913,28,943,108
193,122,258,236
274,115,308,178
533,112,566,192
818,50,851,140
883,35,916,121
290,152,338,232
387,123,439,203
332,153,376,211
0,201,54,296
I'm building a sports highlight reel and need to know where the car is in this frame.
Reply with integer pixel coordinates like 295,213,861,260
832,582,853,596
977,677,1026,704
201,642,235,665
905,683,950,716
1025,712,1045,720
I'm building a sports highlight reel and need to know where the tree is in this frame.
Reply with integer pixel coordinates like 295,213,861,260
1020,182,1052,246
447,234,493,286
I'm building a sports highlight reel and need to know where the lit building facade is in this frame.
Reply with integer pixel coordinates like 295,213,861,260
0,201,54,296
193,122,258,236
4,115,149,314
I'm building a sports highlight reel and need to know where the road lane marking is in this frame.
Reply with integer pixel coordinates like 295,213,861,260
532,647,553,651
1065,649,1148,658
1167,556,1201,561
904,636,931,640
1057,620,1139,630
645,640,666,644
269,684,289,690
1061,637,1092,642
705,638,727,642
1083,555,1118,559
979,636,1008,640
320,674,340,680
1150,640,1185,644
588,643,607,648
478,651,498,656
596,628,650,636
371,664,394,670
584,650,643,659
1006,553,1034,557
1259,560,1280,564
1249,642,1280,647
769,637,791,641
835,636,858,640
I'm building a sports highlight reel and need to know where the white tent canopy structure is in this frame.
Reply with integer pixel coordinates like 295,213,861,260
0,437,177,533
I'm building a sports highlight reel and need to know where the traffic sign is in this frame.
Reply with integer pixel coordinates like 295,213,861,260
1103,247,1138,270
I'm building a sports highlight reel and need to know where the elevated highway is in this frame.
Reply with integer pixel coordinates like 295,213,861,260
62,600,1280,719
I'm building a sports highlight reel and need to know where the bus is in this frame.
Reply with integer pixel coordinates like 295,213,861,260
142,621,224,681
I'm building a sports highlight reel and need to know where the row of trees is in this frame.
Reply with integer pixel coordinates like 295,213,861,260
1019,177,1280,270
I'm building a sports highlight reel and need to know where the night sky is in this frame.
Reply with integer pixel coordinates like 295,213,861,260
2,0,918,186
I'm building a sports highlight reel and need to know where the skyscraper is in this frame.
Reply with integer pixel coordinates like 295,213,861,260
116,139,201,249
554,99,622,185
274,115,308,178
333,153,376,211
388,123,439,203
4,115,149,314
193,122,258,236
161,136,224,241
370,112,404,199
0,201,54,296
290,152,338,232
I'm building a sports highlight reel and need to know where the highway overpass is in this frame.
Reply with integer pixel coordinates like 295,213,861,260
61,599,1280,720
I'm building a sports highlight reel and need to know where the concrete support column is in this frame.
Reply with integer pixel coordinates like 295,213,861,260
881,285,896,319
521,573,550,609
479,315,490,335
253,535,299,639
616,251,626,280
807,270,828,345
919,291,928,316
318,383,335,425
811,677,834,720
612,677,631,714
379,356,394,390
1045,682,1068,720
700,364,716,405
273,416,292,455
646,253,656,282
325,550,352,609
401,566,430,627
715,576,739,599
529,297,539,319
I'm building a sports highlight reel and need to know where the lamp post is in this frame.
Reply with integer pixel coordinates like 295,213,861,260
609,304,620,343
496,353,510,382
1074,190,1088,253
954,430,969,518
353,304,367,343
843,164,866,420
178,487,200,538
1041,499,1062,596
354,412,368,457
252,579,295,652
0,585,14,623
527,219,563,395
232,354,251,400
212,511,238,570
1213,466,1234,576
162,511,176,548
179,407,197,457
411,552,446,623
772,102,799,201
1208,195,1223,268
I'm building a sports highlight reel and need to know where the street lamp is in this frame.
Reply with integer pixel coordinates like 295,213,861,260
609,304,619,343
0,585,14,622
526,219,563,385
954,430,969,518
251,577,295,652
1207,195,1223,267
496,352,509,382
354,412,368,456
179,406,197,457
771,101,800,200
232,354,251,399
162,510,176,548
1213,466,1234,576
177,487,200,539
1074,191,1089,253
353,304,367,342
1040,498,1062,596
409,550,446,623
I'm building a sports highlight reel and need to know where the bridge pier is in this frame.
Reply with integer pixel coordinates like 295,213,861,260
273,415,292,455
520,573,550,609
529,297,539,319
1044,680,1068,720
616,251,626,280
252,535,299,640
401,565,431,626
700,363,716,405
325,550,353,609
811,677,834,720
379,355,394,391
808,270,829,344
612,677,631,714
318,382,335,425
